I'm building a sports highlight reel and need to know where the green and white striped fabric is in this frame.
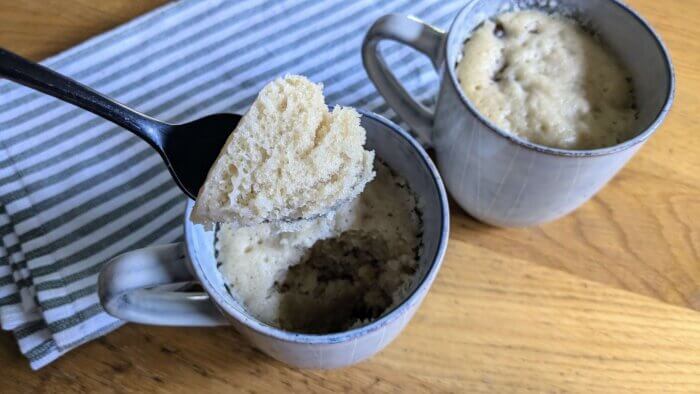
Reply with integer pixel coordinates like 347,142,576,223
0,0,463,369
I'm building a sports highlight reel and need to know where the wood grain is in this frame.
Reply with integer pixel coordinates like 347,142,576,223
0,0,699,392
0,0,169,60
4,238,700,392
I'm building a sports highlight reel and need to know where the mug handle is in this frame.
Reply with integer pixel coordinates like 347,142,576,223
98,243,229,326
362,14,445,146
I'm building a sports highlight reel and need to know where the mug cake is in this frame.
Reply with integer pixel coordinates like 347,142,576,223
456,10,638,150
216,161,422,334
192,75,423,334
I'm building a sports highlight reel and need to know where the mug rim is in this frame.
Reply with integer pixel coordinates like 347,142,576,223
444,0,676,158
185,109,450,344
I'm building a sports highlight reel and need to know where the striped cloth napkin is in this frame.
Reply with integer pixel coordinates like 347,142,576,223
0,0,463,369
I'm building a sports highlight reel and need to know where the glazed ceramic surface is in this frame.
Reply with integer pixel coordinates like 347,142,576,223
363,0,674,226
98,111,450,369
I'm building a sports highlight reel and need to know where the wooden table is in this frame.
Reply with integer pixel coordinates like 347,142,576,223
1,0,699,392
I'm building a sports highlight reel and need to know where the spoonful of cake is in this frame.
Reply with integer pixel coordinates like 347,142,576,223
190,75,375,229
0,49,375,227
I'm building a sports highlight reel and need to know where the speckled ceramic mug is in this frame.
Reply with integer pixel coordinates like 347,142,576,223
97,111,449,369
363,0,674,226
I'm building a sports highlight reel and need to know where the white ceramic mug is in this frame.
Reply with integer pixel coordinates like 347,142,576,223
363,0,674,226
97,111,450,369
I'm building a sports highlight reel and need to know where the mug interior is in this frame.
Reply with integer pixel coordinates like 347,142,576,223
185,110,449,343
444,0,674,156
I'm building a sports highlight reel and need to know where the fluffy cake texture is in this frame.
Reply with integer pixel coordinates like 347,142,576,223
457,10,637,150
191,75,375,228
216,162,421,333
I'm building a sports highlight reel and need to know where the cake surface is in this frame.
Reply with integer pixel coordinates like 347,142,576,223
457,10,637,150
216,162,421,333
191,75,375,228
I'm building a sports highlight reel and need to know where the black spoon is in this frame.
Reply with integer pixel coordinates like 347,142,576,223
0,48,241,200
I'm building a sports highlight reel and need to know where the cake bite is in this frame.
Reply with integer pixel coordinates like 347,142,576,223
191,75,375,228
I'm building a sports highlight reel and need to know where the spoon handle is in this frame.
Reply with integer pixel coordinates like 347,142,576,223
0,48,169,151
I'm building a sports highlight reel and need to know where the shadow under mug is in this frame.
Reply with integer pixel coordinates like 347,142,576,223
98,111,450,369
363,0,675,227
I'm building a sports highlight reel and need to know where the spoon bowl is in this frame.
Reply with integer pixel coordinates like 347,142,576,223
161,113,241,199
